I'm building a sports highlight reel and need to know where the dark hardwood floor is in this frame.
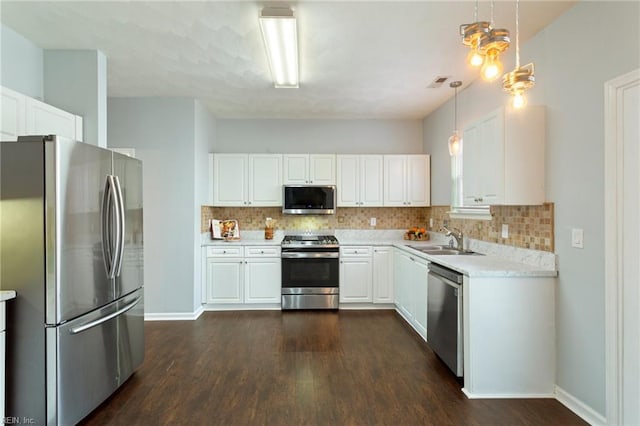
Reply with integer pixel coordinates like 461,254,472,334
81,310,586,425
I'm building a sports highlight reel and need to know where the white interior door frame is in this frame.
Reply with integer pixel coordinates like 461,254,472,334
604,68,640,426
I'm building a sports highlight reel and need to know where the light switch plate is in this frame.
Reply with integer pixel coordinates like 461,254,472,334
572,228,584,248
501,224,509,239
429,218,433,228
370,217,376,227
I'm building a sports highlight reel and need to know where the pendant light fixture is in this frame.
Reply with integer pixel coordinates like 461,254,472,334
460,0,490,68
478,1,510,82
448,81,463,157
502,0,535,109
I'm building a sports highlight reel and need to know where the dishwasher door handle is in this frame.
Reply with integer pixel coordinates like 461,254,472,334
428,271,461,290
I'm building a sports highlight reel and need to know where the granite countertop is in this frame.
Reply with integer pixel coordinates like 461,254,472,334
201,229,557,278
393,244,557,278
1,290,17,302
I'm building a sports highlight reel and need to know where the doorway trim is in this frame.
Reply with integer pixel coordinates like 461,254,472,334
604,68,640,425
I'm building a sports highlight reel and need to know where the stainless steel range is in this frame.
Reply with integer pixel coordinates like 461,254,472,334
281,235,339,310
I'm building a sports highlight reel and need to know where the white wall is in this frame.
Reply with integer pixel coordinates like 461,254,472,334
108,97,198,314
423,1,640,417
216,119,423,153
193,100,216,309
0,24,43,99
44,50,108,147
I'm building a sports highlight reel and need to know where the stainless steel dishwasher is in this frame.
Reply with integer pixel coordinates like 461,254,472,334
427,262,464,377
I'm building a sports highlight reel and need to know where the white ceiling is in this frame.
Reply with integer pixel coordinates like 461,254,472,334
0,1,576,119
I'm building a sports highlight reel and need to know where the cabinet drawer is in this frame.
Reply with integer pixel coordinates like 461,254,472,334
245,246,281,257
340,246,372,257
206,246,243,257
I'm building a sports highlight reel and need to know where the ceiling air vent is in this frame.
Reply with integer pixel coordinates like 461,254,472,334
427,76,450,88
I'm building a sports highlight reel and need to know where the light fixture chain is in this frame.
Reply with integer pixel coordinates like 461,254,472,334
474,0,478,21
490,0,495,27
516,0,520,68
454,86,458,130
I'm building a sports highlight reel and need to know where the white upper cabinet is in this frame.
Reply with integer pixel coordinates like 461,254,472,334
248,154,283,206
336,155,383,207
1,86,83,142
283,154,335,185
462,106,545,206
383,155,430,207
212,153,282,207
1,86,26,140
212,154,248,206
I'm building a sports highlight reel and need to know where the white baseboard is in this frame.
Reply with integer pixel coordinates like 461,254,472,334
202,304,281,311
339,304,395,310
555,386,606,426
462,388,555,399
145,305,204,321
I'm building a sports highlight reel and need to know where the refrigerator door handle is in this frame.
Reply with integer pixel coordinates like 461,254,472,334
69,296,141,335
113,175,125,277
101,175,114,278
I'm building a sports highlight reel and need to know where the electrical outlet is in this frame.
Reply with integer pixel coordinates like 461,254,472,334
370,217,376,227
501,224,509,239
429,218,433,228
571,228,584,248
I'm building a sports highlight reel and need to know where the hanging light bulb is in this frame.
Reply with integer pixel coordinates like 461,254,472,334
512,91,527,109
467,49,485,68
481,48,504,81
476,1,510,82
460,0,490,69
503,0,535,109
479,27,510,82
448,81,463,157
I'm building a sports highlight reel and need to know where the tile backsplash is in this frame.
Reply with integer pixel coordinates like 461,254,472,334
201,207,427,233
429,204,554,252
201,203,554,252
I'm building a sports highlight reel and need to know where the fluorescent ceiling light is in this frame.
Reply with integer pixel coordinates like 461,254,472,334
259,7,299,88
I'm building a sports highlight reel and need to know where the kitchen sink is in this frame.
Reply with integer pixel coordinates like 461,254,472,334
407,245,483,256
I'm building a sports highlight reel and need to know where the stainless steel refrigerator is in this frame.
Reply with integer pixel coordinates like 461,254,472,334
0,135,144,425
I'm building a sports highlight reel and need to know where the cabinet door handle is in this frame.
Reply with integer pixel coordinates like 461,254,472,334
223,250,226,254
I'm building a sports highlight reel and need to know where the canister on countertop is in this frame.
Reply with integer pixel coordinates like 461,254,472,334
265,217,275,240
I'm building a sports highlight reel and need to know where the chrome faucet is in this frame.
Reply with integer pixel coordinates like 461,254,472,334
441,225,464,251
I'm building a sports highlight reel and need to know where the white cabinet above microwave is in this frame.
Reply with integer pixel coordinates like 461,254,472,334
283,154,336,185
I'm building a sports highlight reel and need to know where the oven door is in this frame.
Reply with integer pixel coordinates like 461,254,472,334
281,250,339,293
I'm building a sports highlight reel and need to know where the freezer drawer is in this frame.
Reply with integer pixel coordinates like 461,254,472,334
47,288,144,425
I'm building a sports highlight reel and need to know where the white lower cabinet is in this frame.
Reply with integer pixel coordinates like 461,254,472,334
244,254,281,304
393,248,428,340
372,247,394,303
204,246,281,306
206,255,244,304
339,246,373,303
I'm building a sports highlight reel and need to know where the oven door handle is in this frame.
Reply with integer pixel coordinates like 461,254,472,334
281,252,340,259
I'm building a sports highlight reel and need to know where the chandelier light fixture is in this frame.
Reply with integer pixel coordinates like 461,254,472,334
502,0,535,109
460,0,490,68
477,1,510,82
448,81,463,157
259,6,299,88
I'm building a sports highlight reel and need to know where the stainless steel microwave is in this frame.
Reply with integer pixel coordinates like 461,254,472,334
282,185,336,215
